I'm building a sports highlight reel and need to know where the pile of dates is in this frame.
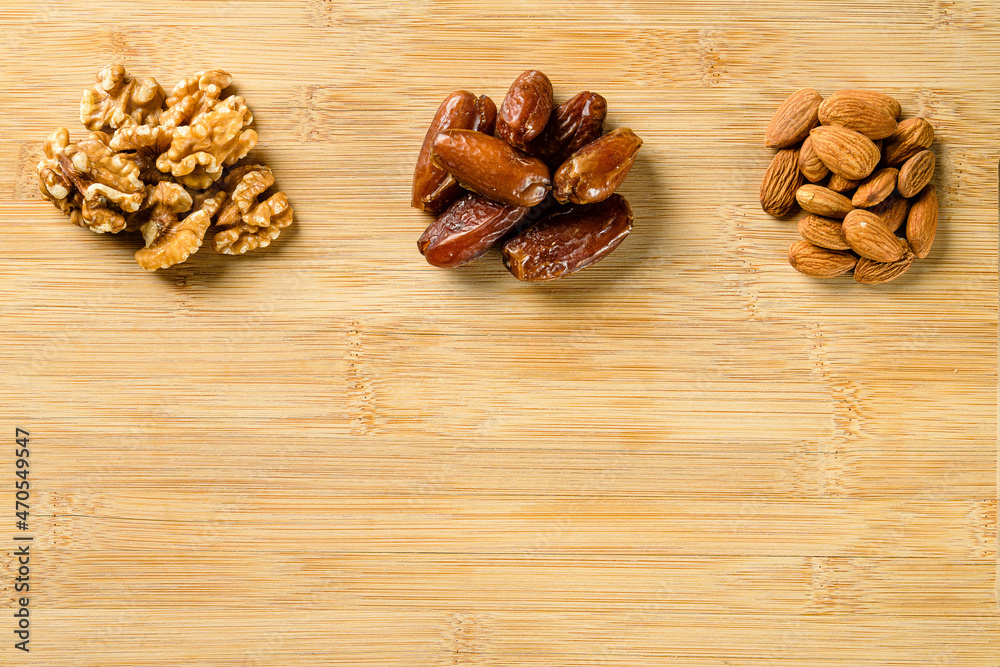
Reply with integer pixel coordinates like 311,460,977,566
411,70,643,281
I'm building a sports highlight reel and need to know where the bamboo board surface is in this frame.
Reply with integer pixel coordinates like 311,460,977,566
0,1,997,665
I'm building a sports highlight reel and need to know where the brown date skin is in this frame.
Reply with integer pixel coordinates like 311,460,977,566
497,70,554,150
430,129,551,208
501,193,633,281
525,91,607,168
418,194,531,268
412,91,497,213
553,128,642,205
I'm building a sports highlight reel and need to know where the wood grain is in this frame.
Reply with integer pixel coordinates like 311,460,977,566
0,0,997,664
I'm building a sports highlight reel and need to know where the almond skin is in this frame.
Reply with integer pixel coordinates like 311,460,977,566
827,173,862,193
788,240,857,278
824,89,901,120
760,148,803,217
809,125,880,180
843,209,908,262
852,167,898,208
906,184,938,258
819,91,898,140
883,117,934,166
867,193,910,233
796,184,854,218
854,252,915,284
797,136,829,183
765,88,822,149
797,214,850,250
897,149,936,198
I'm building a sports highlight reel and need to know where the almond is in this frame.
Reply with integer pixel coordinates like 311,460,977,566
827,173,862,193
760,148,803,217
797,136,829,182
765,88,823,148
867,192,910,233
883,117,934,166
843,209,908,262
897,149,936,198
906,184,938,258
797,214,850,250
825,89,901,120
819,91,898,140
796,184,854,218
854,252,915,284
852,167,898,208
788,240,857,278
809,125,880,180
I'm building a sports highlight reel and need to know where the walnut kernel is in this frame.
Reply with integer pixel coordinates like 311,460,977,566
80,65,165,131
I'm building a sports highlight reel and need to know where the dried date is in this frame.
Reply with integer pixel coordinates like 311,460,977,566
525,91,607,168
430,129,551,208
553,128,642,204
418,194,531,268
414,73,642,280
411,91,497,212
496,70,553,150
501,194,633,281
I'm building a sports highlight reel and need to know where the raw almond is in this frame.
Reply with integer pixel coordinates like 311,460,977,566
897,149,935,198
819,91,898,140
852,167,898,207
760,148,803,217
788,240,857,278
824,89,901,120
867,193,909,233
765,88,823,148
843,209,908,262
906,184,938,258
883,117,934,166
797,136,829,183
798,214,850,250
809,125,880,180
854,252,915,284
796,184,854,218
827,173,862,193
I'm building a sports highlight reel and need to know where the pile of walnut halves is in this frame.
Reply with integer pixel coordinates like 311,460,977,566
36,65,292,271
412,70,642,281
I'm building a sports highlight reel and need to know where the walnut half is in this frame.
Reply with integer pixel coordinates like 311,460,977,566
211,165,293,255
135,182,223,270
80,65,165,131
156,96,257,189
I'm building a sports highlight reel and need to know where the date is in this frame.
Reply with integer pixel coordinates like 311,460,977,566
418,194,531,268
430,129,551,207
411,91,497,212
501,194,632,281
525,91,607,168
553,128,642,205
496,70,554,150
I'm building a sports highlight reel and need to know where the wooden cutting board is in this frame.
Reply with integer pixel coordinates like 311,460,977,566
1,1,997,664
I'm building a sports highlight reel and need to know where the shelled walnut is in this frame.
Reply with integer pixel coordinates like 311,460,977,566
36,65,293,271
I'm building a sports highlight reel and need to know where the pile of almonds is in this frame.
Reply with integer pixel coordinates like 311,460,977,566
412,70,642,282
760,88,938,284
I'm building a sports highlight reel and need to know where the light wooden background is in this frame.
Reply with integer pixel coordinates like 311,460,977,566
0,1,997,665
